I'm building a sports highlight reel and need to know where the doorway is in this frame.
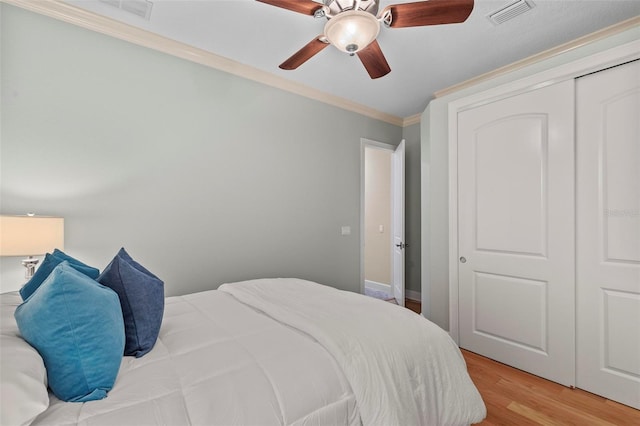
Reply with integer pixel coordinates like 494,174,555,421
360,138,405,306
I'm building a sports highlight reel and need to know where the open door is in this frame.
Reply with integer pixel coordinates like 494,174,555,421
392,140,406,306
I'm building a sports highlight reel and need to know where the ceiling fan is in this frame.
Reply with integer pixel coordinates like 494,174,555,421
257,0,474,79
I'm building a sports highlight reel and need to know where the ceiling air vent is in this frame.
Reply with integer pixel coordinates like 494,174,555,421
487,0,535,25
99,0,153,20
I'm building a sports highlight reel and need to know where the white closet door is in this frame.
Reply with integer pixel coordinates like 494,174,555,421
576,60,640,409
458,80,575,386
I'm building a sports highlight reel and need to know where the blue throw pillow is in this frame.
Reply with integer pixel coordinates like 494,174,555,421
19,250,100,300
14,262,124,402
98,248,164,358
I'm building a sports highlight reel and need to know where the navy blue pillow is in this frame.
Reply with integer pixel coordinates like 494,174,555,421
98,248,164,358
19,250,100,300
15,262,124,402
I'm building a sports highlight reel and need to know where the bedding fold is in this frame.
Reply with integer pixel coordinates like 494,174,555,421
219,278,486,426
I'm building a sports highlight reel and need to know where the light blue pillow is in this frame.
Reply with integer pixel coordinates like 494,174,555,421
14,262,124,402
19,250,100,300
98,248,164,358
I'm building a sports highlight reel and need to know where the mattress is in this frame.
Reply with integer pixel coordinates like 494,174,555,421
2,278,486,425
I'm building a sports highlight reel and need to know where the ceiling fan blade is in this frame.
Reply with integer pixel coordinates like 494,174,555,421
279,37,329,70
385,0,474,28
256,0,323,16
357,40,391,79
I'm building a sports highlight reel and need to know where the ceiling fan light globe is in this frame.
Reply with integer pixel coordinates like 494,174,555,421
324,10,380,54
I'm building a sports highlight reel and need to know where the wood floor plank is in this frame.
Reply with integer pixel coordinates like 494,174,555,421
507,401,562,426
557,387,639,424
495,377,619,426
404,298,421,314
475,388,540,426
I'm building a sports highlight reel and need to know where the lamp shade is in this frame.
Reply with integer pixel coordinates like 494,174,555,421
0,215,64,257
324,10,380,54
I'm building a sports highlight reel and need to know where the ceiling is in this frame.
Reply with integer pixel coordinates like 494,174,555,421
62,0,640,119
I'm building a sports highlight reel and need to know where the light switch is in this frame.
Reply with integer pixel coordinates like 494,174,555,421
379,225,384,233
341,226,351,236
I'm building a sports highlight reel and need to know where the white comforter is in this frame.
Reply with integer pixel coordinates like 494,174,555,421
220,279,486,426
11,278,486,425
28,288,360,425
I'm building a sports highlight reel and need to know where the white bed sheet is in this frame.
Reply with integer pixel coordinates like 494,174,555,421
26,289,360,426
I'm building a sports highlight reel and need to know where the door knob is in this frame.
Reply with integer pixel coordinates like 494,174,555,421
395,242,406,250
459,257,467,263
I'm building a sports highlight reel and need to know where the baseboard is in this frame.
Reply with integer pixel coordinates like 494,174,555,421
365,280,391,293
365,281,421,302
406,289,421,302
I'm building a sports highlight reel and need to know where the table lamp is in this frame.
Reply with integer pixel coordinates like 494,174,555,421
0,214,65,279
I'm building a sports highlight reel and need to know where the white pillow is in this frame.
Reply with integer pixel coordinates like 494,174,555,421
1,293,49,426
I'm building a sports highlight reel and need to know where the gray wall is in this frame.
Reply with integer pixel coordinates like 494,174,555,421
421,25,639,330
0,4,406,296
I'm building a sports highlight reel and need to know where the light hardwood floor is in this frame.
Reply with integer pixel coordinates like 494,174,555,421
463,350,640,425
402,300,640,425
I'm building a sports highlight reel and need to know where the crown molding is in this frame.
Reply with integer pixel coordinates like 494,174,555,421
434,15,640,99
402,114,421,127
3,0,413,127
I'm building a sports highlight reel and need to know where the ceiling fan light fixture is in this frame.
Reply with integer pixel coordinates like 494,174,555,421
324,10,380,54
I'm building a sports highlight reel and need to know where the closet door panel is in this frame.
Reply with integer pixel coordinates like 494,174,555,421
458,80,575,386
602,91,640,262
474,115,548,256
576,59,640,410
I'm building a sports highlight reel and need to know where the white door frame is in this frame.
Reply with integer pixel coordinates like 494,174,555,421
360,138,397,296
447,40,640,343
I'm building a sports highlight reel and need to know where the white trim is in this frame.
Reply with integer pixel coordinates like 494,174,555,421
402,114,421,127
447,40,640,344
3,0,413,127
365,277,420,303
448,105,461,342
405,289,421,302
360,138,396,296
365,280,391,293
435,16,640,99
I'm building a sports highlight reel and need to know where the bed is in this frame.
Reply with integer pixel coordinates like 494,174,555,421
1,277,486,425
